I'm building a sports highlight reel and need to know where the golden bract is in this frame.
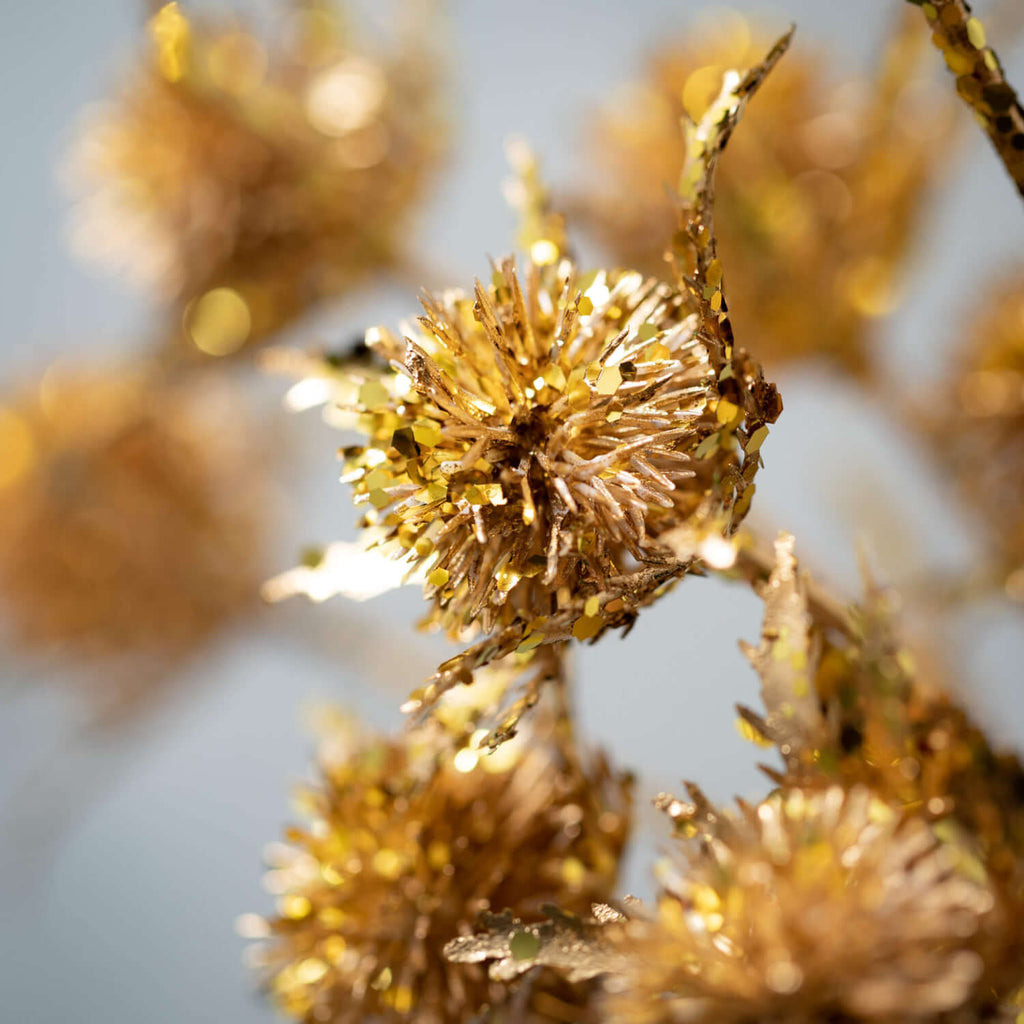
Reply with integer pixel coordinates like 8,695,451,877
67,1,445,356
251,698,632,1024
577,11,953,376
0,366,265,710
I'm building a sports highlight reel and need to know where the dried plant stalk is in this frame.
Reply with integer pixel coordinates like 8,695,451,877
907,0,1024,196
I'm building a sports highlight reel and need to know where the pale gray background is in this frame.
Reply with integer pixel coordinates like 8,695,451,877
1,1,1022,1022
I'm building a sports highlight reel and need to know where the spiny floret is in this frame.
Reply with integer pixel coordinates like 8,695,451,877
343,255,751,640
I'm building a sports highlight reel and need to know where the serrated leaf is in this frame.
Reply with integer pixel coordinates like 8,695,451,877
444,906,626,984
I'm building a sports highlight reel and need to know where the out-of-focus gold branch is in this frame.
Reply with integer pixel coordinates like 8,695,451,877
907,0,1024,197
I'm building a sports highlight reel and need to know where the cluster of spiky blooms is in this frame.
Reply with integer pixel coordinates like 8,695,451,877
67,0,444,357
247,654,632,1024
919,269,1024,601
255,17,1024,1024
0,365,265,714
278,38,787,734
575,10,954,376
449,535,1024,1021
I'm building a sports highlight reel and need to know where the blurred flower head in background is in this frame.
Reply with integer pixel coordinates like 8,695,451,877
0,364,267,717
924,268,1024,601
575,9,955,377
65,0,446,358
247,675,632,1024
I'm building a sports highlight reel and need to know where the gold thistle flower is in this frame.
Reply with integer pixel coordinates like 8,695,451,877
68,1,444,357
922,269,1024,600
0,365,265,712
576,11,954,376
247,661,633,1024
606,786,996,1024
350,261,737,638
281,38,788,727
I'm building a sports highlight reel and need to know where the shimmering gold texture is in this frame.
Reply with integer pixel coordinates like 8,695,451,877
607,786,996,1024
924,270,1024,599
68,1,444,356
348,264,734,635
578,11,953,375
446,536,1024,1020
0,367,264,709
908,0,1024,197
250,672,632,1024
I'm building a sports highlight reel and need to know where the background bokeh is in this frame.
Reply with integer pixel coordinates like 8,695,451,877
1,1,1022,1021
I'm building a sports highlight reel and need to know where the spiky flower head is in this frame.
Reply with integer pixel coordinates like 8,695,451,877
0,365,265,713
606,785,995,1024
346,256,758,640
281,40,791,732
923,269,1024,600
246,667,632,1024
67,1,444,357
576,10,953,376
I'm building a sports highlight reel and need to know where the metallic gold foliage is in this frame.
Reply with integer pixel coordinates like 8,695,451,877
0,365,265,712
67,1,445,356
578,11,954,375
922,268,1024,601
737,535,1024,858
249,669,632,1024
606,786,998,1024
281,39,786,735
907,0,1024,198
